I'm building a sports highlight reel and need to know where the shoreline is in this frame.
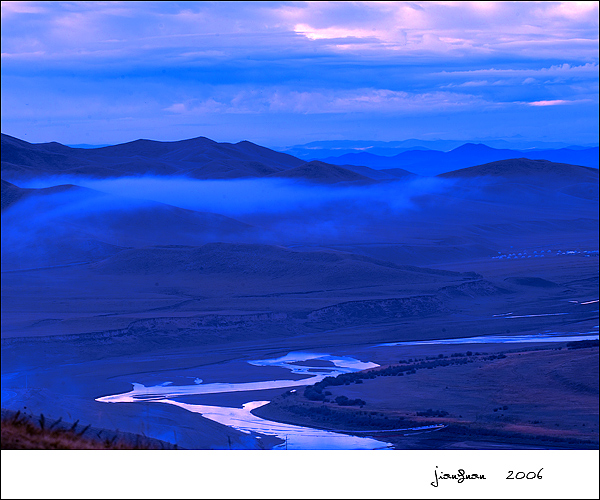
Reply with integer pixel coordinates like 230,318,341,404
251,342,599,450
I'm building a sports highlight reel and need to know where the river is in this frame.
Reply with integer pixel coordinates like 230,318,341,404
96,331,598,449
97,352,393,450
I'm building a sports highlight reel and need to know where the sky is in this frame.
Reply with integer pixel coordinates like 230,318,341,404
1,1,598,148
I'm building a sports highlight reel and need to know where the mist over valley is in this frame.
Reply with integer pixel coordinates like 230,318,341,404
2,131,598,454
2,6,599,500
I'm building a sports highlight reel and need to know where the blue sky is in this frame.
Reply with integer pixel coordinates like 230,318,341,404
1,1,598,147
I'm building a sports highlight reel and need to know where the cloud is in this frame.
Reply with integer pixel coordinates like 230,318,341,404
164,98,224,114
162,88,489,115
432,62,599,110
2,2,597,63
16,175,455,217
436,63,599,79
0,1,47,18
527,99,571,107
542,1,599,21
281,1,599,58
293,24,379,41
1,2,598,146
2,175,459,258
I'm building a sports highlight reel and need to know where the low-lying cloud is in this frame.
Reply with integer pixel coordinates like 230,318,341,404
18,175,455,218
2,175,457,269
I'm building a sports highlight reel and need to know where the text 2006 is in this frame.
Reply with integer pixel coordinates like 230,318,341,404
506,468,543,480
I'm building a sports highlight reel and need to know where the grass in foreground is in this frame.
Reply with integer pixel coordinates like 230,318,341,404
1,411,169,450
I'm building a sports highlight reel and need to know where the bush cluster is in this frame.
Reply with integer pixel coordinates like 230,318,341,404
484,353,507,360
416,409,449,417
303,354,479,403
282,404,407,429
335,395,366,407
566,340,598,349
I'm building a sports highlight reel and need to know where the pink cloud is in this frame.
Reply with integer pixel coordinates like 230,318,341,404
528,99,569,106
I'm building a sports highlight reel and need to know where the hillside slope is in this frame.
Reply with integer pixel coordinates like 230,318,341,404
267,160,374,184
1,133,304,180
438,158,598,181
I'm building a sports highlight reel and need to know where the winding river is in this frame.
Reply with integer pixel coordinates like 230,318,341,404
97,331,598,449
97,352,393,450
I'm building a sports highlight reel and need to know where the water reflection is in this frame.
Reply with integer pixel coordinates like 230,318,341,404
98,352,378,403
377,331,599,347
97,352,392,450
161,400,390,450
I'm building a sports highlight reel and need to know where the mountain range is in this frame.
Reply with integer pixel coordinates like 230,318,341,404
320,143,599,176
278,138,599,160
2,131,597,272
2,133,598,183
1,134,304,180
2,131,597,453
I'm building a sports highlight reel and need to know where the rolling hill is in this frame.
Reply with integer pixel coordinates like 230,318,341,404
0,133,304,180
1,179,28,211
1,182,255,270
89,242,473,290
4,133,596,185
438,158,599,181
267,161,374,184
1,134,388,184
1,179,87,212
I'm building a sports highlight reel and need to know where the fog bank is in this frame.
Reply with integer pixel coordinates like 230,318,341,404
16,175,456,218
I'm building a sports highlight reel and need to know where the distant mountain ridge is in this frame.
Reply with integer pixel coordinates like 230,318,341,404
1,134,305,180
2,134,597,184
320,143,599,176
1,133,380,183
279,138,598,160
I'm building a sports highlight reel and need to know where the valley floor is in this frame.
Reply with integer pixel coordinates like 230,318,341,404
2,240,598,449
252,342,599,450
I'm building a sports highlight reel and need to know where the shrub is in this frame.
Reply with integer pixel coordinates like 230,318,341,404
416,409,449,417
